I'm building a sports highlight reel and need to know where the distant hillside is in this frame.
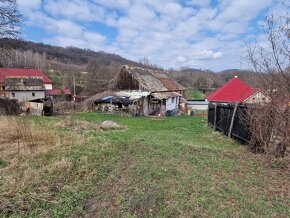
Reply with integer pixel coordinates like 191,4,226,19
218,69,242,74
1,39,138,66
180,68,206,74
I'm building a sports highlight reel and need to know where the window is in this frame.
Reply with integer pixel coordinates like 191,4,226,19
11,93,15,98
172,97,174,103
1,86,4,90
32,92,35,97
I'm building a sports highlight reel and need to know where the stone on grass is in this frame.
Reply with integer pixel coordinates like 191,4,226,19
100,120,122,130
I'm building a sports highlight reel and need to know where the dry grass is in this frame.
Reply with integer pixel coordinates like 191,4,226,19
0,116,60,160
0,116,59,146
54,116,100,131
0,116,86,216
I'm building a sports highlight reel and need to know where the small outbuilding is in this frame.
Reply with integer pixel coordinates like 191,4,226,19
207,76,270,104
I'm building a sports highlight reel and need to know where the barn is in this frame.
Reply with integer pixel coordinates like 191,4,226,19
101,65,185,116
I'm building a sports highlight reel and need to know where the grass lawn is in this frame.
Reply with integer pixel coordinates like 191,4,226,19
0,113,289,217
185,89,205,99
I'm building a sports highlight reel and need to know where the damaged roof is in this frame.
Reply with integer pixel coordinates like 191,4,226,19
109,65,185,92
94,91,150,106
91,90,150,105
5,77,45,91
151,91,182,100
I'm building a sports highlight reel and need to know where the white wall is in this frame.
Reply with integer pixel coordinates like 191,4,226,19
10,91,45,102
166,96,179,111
244,91,270,104
45,84,53,90
187,104,208,111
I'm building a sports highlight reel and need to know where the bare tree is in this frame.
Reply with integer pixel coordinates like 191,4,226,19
246,7,290,157
0,0,21,59
0,0,21,38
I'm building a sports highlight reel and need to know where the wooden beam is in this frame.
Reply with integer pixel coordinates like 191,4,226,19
214,103,217,130
228,104,238,137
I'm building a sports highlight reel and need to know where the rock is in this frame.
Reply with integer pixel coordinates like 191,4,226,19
100,120,122,130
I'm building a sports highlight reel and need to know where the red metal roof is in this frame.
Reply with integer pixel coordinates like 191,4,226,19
45,89,72,96
0,68,53,84
207,77,256,102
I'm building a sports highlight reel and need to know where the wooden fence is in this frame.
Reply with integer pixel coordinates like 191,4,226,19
208,103,251,142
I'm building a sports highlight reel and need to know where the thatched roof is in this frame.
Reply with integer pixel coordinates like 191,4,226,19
109,65,185,92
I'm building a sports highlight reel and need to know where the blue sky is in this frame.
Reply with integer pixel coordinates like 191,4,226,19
17,0,283,71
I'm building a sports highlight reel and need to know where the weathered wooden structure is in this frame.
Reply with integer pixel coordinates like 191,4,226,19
108,65,185,116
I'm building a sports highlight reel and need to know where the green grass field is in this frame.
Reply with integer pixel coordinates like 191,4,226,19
185,89,205,99
0,113,289,217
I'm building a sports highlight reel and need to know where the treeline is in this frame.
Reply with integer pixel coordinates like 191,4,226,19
0,38,136,65
168,69,258,95
0,49,47,70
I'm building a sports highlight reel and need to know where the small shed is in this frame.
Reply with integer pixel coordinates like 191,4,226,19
207,76,270,104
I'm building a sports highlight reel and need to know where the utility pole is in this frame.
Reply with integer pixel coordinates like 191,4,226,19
73,78,76,102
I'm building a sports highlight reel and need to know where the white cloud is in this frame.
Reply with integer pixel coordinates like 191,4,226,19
19,0,277,70
18,0,41,11
43,0,106,22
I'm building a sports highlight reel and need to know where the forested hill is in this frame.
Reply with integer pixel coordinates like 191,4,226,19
1,39,137,66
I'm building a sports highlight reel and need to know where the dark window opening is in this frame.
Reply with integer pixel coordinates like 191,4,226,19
32,92,35,97
172,97,174,103
11,93,15,97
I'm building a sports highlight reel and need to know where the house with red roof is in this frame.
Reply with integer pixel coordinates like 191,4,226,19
0,68,53,102
0,68,53,90
207,76,269,104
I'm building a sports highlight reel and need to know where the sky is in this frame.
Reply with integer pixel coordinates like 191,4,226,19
17,0,284,71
